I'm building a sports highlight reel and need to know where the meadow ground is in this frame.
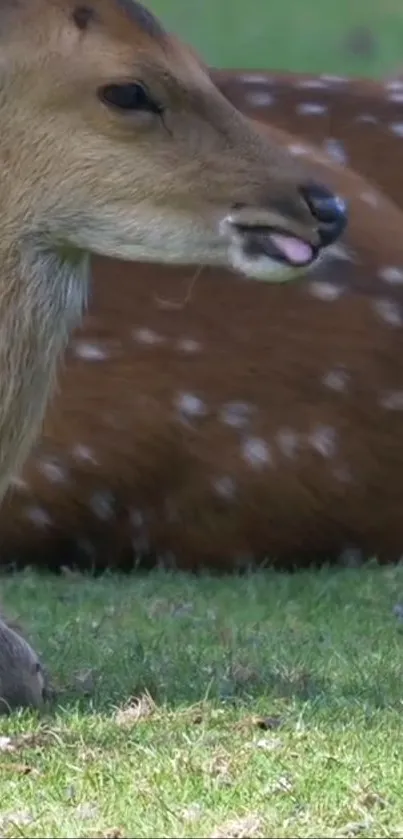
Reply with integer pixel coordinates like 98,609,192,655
1,565,403,838
2,1,403,837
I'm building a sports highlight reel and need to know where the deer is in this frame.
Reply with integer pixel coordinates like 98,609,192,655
3,88,403,574
0,3,348,516
0,2,352,707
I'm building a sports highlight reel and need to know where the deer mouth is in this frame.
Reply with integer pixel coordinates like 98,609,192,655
219,215,321,281
236,225,318,268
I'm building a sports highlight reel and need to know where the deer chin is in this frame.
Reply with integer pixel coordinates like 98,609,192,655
220,217,318,282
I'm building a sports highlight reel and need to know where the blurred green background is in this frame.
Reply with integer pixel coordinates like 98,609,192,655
147,0,403,77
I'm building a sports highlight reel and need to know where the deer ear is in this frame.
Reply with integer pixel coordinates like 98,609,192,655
115,0,165,38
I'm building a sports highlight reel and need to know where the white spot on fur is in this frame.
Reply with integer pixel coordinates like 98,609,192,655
386,79,403,92
246,90,274,106
239,73,274,85
132,327,164,345
175,392,207,418
295,78,327,89
309,281,343,301
322,138,348,165
390,123,403,137
320,74,347,83
242,437,272,469
72,444,98,465
308,425,337,458
38,457,68,484
89,491,114,520
73,341,109,361
360,190,379,207
177,338,202,353
379,266,403,285
355,114,378,124
296,102,327,115
380,390,403,410
322,367,349,392
25,506,52,528
220,401,254,429
373,298,403,327
388,92,403,103
287,142,312,156
213,476,237,500
276,428,300,459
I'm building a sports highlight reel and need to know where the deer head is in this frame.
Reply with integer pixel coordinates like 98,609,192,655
0,1,347,282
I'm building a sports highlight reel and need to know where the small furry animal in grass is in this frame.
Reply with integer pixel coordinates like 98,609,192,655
0,615,47,713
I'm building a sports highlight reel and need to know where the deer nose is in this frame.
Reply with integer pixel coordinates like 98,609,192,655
299,181,348,247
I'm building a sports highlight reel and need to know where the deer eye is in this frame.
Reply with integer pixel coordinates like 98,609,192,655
98,82,163,114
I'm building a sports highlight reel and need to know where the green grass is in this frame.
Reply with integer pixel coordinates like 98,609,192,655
147,0,403,77
1,565,403,837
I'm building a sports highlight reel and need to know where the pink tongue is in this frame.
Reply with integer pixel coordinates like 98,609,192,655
270,233,314,265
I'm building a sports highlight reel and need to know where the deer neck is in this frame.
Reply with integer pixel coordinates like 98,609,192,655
0,234,89,497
